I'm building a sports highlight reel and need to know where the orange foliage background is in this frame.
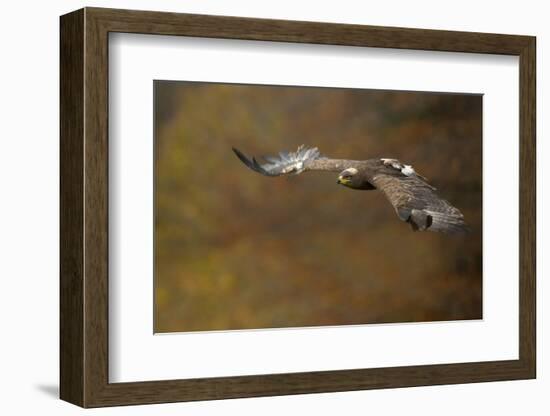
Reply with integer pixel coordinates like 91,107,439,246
154,81,482,333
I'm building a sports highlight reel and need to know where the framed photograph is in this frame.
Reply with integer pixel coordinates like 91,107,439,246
60,7,536,408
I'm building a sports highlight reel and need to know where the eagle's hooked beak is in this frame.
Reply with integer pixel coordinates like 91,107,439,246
337,176,350,185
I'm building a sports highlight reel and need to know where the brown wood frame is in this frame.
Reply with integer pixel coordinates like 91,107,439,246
60,7,536,408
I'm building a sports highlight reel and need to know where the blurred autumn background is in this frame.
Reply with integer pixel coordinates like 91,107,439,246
154,81,482,333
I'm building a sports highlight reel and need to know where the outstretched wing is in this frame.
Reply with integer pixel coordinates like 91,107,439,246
233,145,358,176
371,161,469,234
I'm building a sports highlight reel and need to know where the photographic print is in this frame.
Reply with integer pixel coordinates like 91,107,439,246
154,81,482,333
60,9,535,406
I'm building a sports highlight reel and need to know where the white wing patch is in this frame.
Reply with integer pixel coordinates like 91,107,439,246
381,158,432,188
381,158,415,176
232,145,322,177
401,165,415,176
275,145,321,174
282,160,303,173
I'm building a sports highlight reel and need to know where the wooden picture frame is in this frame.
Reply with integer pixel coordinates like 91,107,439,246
60,7,536,408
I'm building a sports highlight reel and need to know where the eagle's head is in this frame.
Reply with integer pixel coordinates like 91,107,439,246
337,167,360,188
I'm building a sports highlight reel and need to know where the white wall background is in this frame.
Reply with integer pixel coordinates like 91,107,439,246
0,0,545,414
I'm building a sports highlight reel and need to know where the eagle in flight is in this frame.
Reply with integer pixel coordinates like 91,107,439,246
233,145,468,234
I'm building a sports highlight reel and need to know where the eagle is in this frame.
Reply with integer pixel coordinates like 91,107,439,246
232,145,468,234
